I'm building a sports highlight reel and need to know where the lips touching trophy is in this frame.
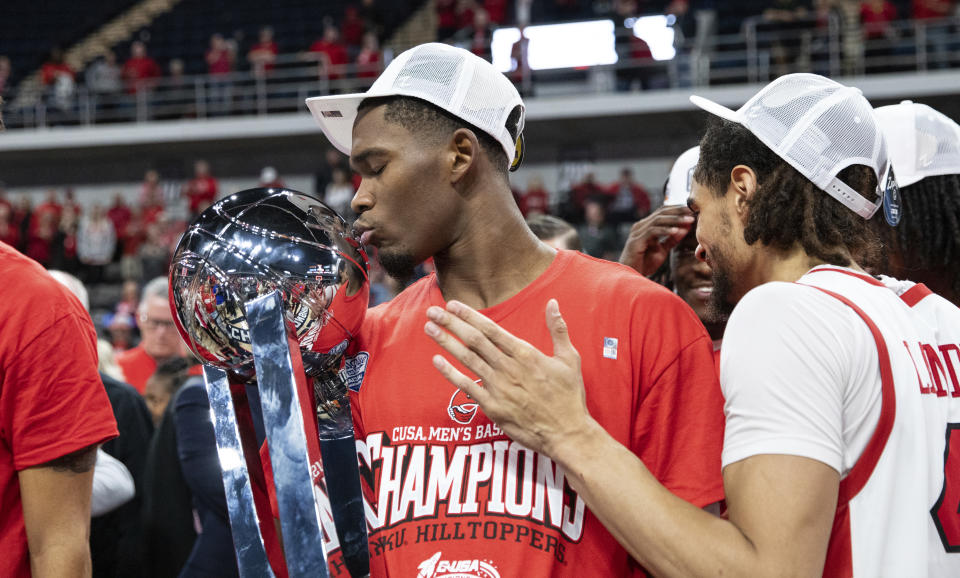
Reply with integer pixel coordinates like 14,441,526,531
169,188,370,578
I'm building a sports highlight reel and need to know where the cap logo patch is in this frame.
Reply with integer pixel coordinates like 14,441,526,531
510,133,525,172
321,110,343,118
883,167,902,227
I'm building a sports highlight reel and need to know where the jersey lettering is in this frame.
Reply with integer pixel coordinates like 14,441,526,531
931,423,960,552
359,432,586,542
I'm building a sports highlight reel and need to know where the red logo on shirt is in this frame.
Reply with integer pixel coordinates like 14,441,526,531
447,388,479,425
417,551,500,578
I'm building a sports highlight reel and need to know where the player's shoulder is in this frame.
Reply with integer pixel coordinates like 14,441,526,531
362,273,437,327
0,243,87,321
728,281,861,339
560,250,677,299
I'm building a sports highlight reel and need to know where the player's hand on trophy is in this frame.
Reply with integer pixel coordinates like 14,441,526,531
425,299,596,457
619,205,695,276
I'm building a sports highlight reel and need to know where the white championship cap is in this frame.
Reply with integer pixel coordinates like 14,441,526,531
306,42,526,170
873,100,960,188
689,73,894,220
663,146,700,206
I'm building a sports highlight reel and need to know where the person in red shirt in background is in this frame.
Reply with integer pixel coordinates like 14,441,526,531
607,167,651,224
116,276,187,395
122,41,161,95
355,32,382,79
31,189,63,231
519,175,550,217
107,193,133,252
182,160,219,219
40,47,74,91
0,204,18,248
455,8,495,60
483,0,509,24
913,0,954,68
436,0,459,39
341,6,366,49
308,24,349,83
247,26,278,77
206,33,235,115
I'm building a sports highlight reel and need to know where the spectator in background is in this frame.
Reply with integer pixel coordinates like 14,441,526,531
0,56,10,97
437,0,459,39
173,376,240,578
861,0,898,39
456,0,478,30
614,1,657,91
356,32,382,79
86,50,123,115
138,220,170,282
116,276,186,394
578,195,620,259
122,41,161,95
106,312,137,353
324,166,356,218
259,166,284,188
308,24,349,82
14,196,32,252
25,211,57,267
78,204,116,283
52,205,80,275
107,193,132,254
519,175,550,216
33,189,63,229
183,160,219,218
569,172,605,220
913,0,955,68
143,357,191,426
342,6,366,49
607,167,651,223
455,8,495,60
41,47,76,111
359,0,385,40
315,147,348,194
247,26,278,77
484,0,509,24
141,358,197,578
206,34,235,115
0,203,19,248
527,214,582,250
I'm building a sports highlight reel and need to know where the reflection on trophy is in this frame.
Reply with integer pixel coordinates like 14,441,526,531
169,188,370,578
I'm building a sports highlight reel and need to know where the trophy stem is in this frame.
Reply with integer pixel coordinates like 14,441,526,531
202,366,277,578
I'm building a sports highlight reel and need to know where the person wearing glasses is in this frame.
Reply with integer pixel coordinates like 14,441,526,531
117,276,187,394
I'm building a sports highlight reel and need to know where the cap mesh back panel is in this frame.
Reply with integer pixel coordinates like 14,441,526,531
393,50,463,107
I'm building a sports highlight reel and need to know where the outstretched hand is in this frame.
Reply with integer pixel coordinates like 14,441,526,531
619,205,695,276
424,299,594,456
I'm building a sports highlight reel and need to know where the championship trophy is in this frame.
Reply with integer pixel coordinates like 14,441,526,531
169,188,370,577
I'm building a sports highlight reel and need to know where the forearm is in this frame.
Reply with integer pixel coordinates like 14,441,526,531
30,540,92,578
550,420,761,578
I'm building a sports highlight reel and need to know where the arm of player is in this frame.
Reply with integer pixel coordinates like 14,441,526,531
19,444,99,578
424,299,839,578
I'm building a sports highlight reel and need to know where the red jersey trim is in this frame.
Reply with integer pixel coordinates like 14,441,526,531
806,266,885,288
899,283,933,308
799,284,897,578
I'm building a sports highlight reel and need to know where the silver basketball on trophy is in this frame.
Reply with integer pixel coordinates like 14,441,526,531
169,187,369,384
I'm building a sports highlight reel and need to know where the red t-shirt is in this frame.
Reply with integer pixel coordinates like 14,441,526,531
183,176,219,213
0,243,118,578
520,187,550,216
116,344,157,395
309,40,349,79
347,249,725,576
40,62,74,86
122,57,161,93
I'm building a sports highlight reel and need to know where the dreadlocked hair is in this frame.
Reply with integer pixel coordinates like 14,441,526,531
875,173,960,297
694,117,879,267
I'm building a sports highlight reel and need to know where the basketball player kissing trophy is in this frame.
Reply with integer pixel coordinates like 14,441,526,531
169,187,370,578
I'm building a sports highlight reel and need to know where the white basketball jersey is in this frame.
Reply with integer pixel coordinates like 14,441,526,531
801,268,960,577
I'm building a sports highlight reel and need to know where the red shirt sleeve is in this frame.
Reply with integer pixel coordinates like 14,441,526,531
631,297,726,508
5,307,117,470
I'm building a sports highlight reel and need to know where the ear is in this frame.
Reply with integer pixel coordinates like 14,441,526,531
729,165,758,218
449,128,479,185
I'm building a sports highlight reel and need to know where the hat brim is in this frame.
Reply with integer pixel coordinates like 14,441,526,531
306,93,367,156
689,95,740,123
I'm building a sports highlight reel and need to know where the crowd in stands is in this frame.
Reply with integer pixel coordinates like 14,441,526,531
3,0,957,124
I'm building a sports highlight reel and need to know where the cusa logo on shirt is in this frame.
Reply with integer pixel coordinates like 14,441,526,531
447,388,479,425
416,551,500,578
